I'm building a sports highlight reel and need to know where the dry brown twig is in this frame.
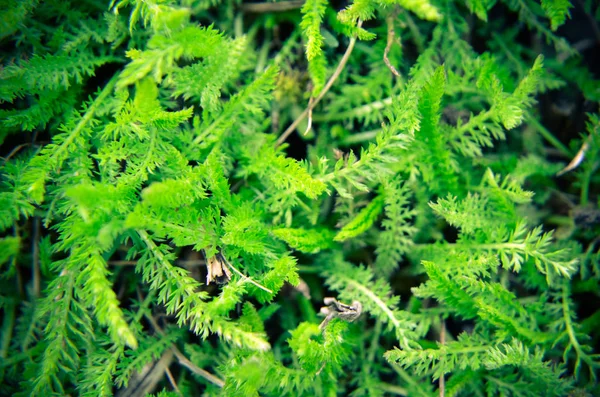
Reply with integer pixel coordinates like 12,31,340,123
241,0,305,13
276,20,364,146
144,312,226,388
115,349,175,397
384,13,402,77
3,143,30,162
164,366,182,396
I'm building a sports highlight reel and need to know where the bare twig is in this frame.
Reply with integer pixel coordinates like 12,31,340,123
3,143,30,162
171,348,225,388
315,362,326,376
384,14,401,77
241,0,305,13
109,260,140,266
164,366,182,395
115,349,174,397
144,313,226,388
276,20,364,146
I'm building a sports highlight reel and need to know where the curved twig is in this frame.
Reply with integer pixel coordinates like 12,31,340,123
384,14,401,77
276,20,364,146
241,0,305,13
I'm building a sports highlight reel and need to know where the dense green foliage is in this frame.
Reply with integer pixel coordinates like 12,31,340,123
1,0,599,395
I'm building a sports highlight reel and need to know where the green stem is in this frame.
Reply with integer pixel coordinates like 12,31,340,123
391,364,431,397
297,265,321,273
134,288,157,322
561,286,596,373
255,27,271,73
340,129,381,146
455,108,493,135
341,276,409,345
367,319,382,364
51,74,119,166
0,303,15,359
401,10,424,53
491,33,525,76
486,376,520,394
526,112,572,157
580,164,593,206
313,97,393,122
377,382,409,396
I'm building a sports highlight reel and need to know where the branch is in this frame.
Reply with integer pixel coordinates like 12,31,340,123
384,13,401,77
276,20,363,146
144,312,226,388
241,0,305,13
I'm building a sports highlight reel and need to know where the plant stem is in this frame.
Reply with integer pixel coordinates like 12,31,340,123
241,0,304,13
313,97,393,122
391,364,430,397
561,285,596,375
276,21,363,146
50,74,119,167
526,112,572,157
32,217,40,298
341,276,406,342
0,303,15,359
340,129,381,146
377,382,409,396
145,312,226,387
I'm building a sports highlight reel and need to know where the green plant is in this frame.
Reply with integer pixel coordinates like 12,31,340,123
1,0,599,395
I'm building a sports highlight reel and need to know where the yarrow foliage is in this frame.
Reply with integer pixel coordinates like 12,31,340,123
0,0,598,396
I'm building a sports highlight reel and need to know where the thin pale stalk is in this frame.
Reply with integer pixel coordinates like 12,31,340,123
276,20,364,146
